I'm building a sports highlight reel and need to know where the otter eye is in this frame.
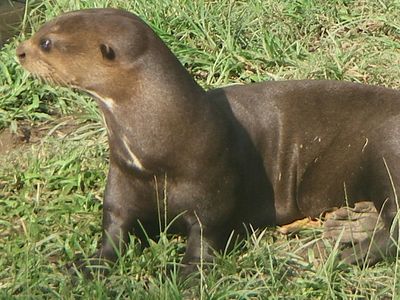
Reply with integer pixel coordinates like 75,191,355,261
100,44,116,60
39,38,52,52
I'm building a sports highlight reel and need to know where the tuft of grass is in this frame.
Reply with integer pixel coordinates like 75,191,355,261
1,0,400,298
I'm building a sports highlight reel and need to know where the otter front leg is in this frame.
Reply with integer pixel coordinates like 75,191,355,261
71,163,154,275
95,194,132,264
179,218,227,277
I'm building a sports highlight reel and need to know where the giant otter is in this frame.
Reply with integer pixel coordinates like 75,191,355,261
16,8,400,275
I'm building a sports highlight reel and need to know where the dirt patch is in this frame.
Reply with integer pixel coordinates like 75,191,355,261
0,116,81,157
0,124,33,156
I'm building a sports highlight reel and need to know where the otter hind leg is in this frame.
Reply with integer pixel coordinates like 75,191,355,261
324,144,400,265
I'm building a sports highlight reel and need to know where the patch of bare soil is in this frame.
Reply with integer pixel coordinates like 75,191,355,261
0,116,81,157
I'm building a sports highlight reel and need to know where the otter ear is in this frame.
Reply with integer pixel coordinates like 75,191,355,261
100,44,116,60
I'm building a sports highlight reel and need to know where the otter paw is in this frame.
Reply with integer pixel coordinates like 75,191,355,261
322,201,392,265
339,229,392,266
323,201,384,244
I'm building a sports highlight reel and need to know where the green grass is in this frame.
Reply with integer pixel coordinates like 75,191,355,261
1,0,400,298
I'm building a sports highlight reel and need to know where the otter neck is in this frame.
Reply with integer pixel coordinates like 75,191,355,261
90,41,222,173
139,40,206,107
91,40,206,115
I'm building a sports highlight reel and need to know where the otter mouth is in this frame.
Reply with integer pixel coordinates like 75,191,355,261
17,49,76,88
23,60,76,88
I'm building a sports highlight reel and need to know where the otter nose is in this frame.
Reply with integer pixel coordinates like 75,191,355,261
16,43,27,62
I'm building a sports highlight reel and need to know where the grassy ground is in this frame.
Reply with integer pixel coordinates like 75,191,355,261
1,0,400,298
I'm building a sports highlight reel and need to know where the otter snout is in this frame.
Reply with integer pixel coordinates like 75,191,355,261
16,42,27,63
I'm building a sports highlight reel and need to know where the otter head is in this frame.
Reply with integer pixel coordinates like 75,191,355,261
16,8,150,100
